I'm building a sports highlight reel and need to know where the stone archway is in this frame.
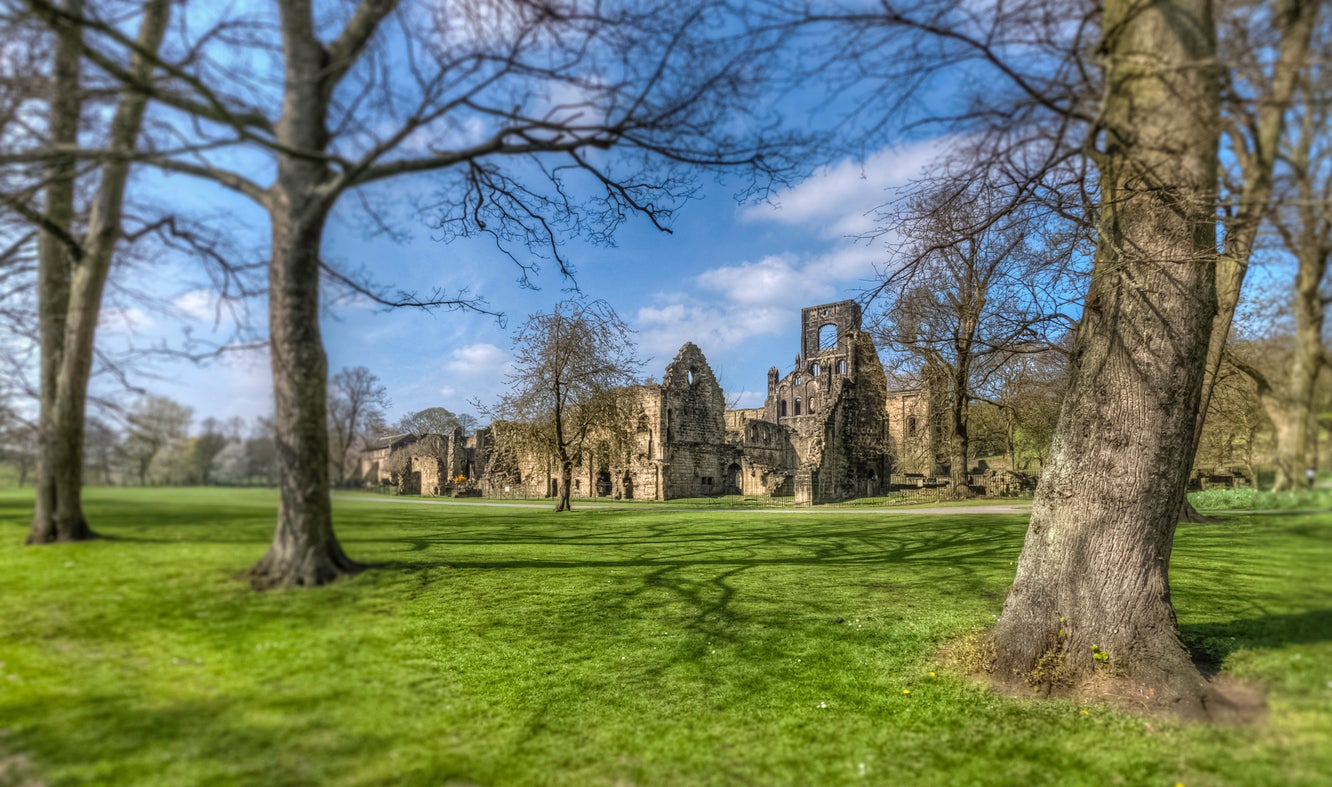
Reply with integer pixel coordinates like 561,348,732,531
725,463,742,495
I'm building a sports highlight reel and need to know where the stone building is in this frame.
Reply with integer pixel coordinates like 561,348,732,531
365,299,935,503
883,386,944,476
755,300,891,503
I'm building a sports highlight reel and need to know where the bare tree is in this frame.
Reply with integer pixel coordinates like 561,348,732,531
16,0,790,585
990,0,1224,716
121,394,191,486
764,0,1322,716
2,0,174,542
328,367,390,488
1227,36,1332,489
871,180,1077,497
481,299,642,512
1187,0,1323,504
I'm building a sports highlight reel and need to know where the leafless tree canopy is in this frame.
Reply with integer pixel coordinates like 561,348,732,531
482,297,643,511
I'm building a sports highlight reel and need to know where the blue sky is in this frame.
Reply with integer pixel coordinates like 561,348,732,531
94,138,945,428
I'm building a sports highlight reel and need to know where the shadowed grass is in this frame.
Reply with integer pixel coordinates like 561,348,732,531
0,487,1329,786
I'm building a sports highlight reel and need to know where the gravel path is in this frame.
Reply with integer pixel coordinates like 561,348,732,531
332,494,1035,516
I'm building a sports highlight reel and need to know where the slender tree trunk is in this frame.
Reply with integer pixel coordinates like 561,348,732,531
248,2,360,586
557,457,573,512
29,0,85,544
947,379,971,498
44,0,170,543
1269,245,1327,490
1181,0,1319,515
992,0,1220,718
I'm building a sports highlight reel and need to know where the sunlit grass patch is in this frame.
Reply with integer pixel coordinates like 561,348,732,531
0,487,1328,785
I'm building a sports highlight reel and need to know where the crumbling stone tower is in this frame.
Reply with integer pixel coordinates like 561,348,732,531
761,300,890,503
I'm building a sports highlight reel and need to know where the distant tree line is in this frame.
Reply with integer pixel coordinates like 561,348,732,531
0,364,477,489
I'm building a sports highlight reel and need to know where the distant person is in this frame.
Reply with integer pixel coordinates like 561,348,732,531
1307,467,1317,487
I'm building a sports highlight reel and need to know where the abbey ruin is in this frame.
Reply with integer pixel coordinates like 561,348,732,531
361,299,948,503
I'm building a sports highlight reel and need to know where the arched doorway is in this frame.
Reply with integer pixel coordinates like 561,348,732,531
725,463,742,495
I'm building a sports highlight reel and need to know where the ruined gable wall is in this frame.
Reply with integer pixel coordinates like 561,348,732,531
659,343,733,498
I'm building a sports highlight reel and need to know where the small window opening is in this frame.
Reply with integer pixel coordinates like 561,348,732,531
779,401,787,417
795,398,802,416
836,359,847,375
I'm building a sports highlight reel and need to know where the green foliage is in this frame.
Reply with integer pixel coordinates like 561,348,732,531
1189,485,1332,511
1,488,1329,785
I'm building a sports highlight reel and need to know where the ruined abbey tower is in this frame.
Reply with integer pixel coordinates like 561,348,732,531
366,299,923,503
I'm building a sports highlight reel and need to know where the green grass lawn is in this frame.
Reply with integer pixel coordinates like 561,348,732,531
1,487,1329,786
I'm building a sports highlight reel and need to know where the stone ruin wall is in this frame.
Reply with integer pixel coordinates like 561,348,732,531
365,299,950,503
657,343,737,499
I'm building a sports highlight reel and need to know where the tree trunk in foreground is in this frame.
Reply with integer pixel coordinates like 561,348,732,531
992,0,1220,718
247,9,360,587
248,195,361,588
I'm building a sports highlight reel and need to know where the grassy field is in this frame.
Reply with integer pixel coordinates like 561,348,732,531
0,487,1329,786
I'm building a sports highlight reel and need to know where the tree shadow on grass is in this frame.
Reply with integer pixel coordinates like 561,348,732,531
367,517,1026,665
1181,608,1332,674
5,689,413,786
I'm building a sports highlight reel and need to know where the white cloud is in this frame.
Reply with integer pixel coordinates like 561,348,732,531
634,300,788,367
741,139,945,238
696,253,832,309
99,306,154,332
435,343,513,408
173,289,216,321
445,342,509,374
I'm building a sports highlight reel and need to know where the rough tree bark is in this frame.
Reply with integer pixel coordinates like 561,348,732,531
246,2,362,588
992,0,1221,718
29,0,169,543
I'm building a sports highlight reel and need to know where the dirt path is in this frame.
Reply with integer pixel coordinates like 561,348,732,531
332,494,1034,516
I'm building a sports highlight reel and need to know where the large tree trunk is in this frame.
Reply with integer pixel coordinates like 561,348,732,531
248,3,360,587
248,195,361,588
992,0,1220,718
28,0,87,544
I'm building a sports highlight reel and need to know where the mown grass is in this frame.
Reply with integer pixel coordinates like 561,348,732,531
1189,484,1332,512
0,487,1329,786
